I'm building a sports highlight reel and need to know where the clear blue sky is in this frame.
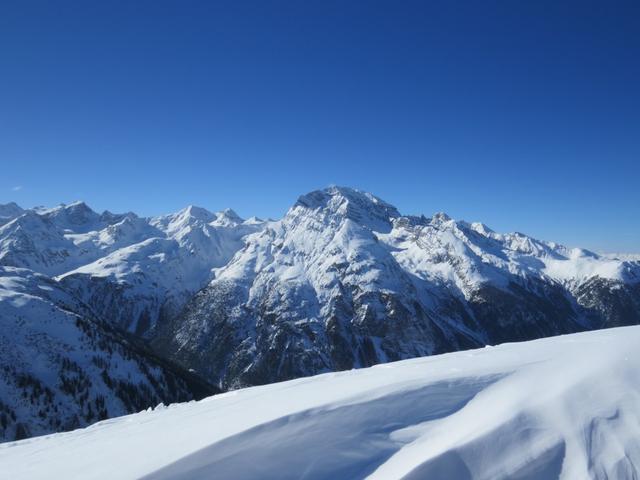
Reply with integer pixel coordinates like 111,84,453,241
1,1,638,252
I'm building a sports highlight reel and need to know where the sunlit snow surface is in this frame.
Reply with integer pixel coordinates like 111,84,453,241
1,326,639,480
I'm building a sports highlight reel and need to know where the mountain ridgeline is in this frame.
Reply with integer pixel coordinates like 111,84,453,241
1,187,639,440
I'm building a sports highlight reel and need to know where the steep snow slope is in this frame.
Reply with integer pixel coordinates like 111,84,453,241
2,326,639,480
59,206,264,335
0,267,216,442
158,187,640,388
0,202,265,335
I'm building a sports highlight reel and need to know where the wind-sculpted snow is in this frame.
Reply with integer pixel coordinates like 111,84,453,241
2,326,639,479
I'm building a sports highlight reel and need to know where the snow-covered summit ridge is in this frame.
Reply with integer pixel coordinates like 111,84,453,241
0,200,265,334
0,200,263,271
227,186,637,293
293,186,401,232
287,186,637,284
39,201,102,232
0,202,24,226
1,188,637,295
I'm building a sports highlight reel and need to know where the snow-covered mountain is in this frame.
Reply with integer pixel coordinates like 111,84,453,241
59,205,263,336
0,266,215,442
154,187,640,388
0,202,24,226
0,189,639,440
2,325,639,480
0,202,259,440
0,201,265,336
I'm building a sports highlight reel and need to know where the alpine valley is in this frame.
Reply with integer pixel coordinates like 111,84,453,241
1,187,639,442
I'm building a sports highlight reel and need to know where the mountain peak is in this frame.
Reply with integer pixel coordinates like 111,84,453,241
469,221,495,236
293,186,400,231
42,201,95,215
0,202,24,223
99,210,138,225
215,208,242,222
67,201,98,218
67,200,90,208
0,201,22,210
178,205,216,223
39,201,100,232
430,212,452,224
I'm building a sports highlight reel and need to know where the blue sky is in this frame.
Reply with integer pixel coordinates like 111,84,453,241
1,1,638,252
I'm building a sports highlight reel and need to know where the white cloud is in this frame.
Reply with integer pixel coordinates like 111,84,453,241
11,186,22,191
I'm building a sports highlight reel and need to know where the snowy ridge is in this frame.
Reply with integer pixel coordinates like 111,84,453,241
0,201,265,336
160,187,640,388
1,192,636,296
0,203,24,226
2,326,639,480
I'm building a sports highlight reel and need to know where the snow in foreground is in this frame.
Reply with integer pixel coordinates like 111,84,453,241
1,327,639,480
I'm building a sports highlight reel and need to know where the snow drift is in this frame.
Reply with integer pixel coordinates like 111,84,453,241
1,325,639,480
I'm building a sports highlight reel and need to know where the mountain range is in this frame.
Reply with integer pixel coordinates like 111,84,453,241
1,186,639,441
